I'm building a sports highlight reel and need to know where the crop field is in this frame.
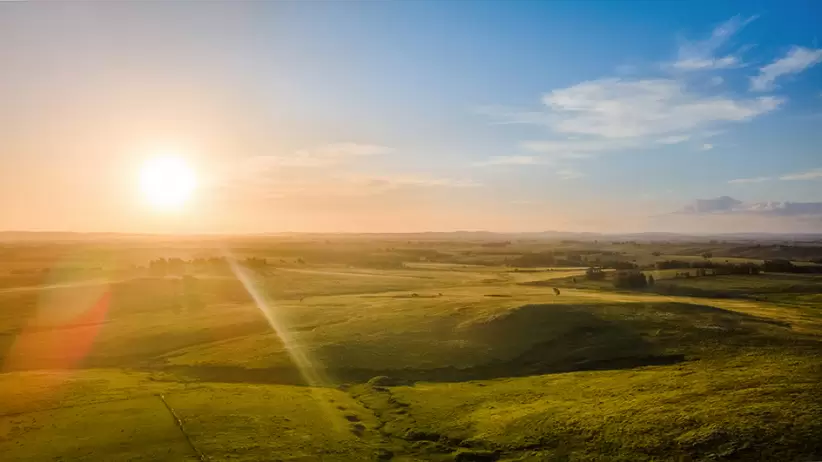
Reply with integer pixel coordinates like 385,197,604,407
1,237,821,461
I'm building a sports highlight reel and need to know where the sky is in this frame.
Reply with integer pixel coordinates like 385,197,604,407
1,0,821,234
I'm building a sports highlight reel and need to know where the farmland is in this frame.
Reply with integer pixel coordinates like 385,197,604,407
1,235,821,461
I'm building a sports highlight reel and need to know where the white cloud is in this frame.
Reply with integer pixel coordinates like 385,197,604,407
521,138,632,155
678,196,822,218
227,172,479,199
727,168,822,184
671,15,756,71
475,106,555,126
750,47,822,92
728,176,771,184
478,15,781,170
673,56,740,71
473,155,548,167
656,135,691,145
779,168,822,181
709,76,724,86
540,79,782,139
556,168,584,180
479,79,781,166
700,143,714,151
680,196,743,213
344,174,480,190
244,143,391,169
219,143,478,199
746,201,822,216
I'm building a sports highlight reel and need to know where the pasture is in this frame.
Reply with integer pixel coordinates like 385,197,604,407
1,237,821,461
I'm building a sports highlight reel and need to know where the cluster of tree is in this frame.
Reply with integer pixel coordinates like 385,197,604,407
656,259,822,275
658,261,761,276
600,260,637,270
481,241,511,248
763,259,822,274
585,267,606,280
688,260,719,269
726,244,822,261
149,257,190,275
511,250,631,269
393,248,452,263
147,256,285,276
242,257,268,269
613,270,652,289
714,263,761,275
655,260,695,270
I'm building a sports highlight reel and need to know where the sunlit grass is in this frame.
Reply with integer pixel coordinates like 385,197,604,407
1,241,821,460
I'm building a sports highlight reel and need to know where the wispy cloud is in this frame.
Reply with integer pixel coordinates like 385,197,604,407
521,138,632,156
678,196,822,218
673,56,741,71
726,168,822,184
244,143,391,169
747,202,822,217
475,106,555,126
540,79,781,139
473,155,548,167
728,176,771,184
750,47,822,92
220,143,478,199
342,174,480,191
226,172,479,199
679,196,743,213
671,15,757,71
656,135,691,145
476,15,783,171
779,168,822,181
556,168,585,180
478,78,781,166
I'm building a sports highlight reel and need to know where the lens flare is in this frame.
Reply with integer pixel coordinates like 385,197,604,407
3,285,110,372
222,251,345,432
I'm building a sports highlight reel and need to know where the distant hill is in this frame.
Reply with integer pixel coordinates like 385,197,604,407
1,230,820,243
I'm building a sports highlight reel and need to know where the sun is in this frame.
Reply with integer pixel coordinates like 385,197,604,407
138,156,196,210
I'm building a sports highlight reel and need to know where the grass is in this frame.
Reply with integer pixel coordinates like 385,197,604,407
0,370,387,461
384,351,822,461
165,383,385,461
1,239,821,460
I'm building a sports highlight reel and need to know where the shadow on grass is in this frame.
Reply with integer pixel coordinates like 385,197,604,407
153,300,812,386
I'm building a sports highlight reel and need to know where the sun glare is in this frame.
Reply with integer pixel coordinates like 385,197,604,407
138,156,196,211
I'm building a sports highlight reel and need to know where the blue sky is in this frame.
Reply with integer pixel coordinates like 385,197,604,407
1,1,820,233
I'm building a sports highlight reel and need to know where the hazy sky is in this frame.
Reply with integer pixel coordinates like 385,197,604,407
1,1,821,233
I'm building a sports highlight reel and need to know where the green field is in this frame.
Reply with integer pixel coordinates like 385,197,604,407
1,238,821,461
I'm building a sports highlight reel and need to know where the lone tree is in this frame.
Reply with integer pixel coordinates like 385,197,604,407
647,274,655,286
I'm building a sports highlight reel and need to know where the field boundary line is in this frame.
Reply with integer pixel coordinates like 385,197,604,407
156,393,208,461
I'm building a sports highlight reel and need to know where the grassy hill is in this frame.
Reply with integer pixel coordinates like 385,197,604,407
1,239,821,460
